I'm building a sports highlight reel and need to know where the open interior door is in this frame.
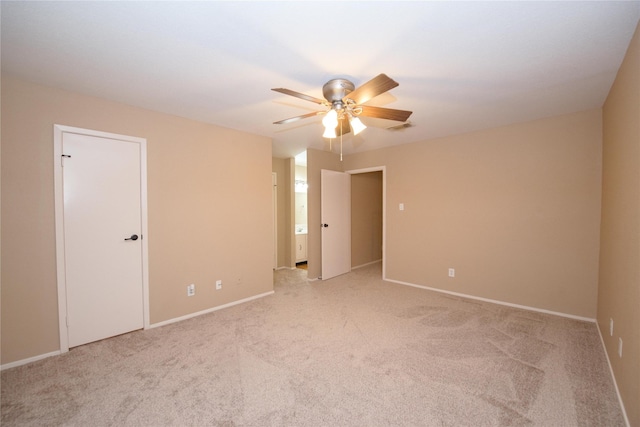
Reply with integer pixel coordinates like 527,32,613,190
321,169,351,280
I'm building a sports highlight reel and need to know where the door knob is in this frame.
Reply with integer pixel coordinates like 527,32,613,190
322,223,329,228
124,234,139,241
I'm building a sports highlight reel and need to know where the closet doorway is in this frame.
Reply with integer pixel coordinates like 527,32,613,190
349,167,385,276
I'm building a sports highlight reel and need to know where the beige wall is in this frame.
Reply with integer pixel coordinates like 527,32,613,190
351,171,383,268
272,157,294,269
1,75,273,365
295,164,306,181
294,165,308,227
344,109,603,319
599,22,640,427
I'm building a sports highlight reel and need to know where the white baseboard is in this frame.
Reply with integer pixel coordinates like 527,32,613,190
352,259,382,270
596,322,630,427
2,291,275,371
386,276,626,423
149,290,275,329
312,260,382,281
1,350,62,371
384,278,596,323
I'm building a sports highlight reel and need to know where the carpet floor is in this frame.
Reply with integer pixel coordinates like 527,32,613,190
1,263,624,426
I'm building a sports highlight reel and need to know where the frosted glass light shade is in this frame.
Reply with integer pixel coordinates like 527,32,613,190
322,109,338,128
323,127,337,139
350,116,366,135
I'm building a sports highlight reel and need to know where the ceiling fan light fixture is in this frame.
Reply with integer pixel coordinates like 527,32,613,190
349,116,366,135
272,74,412,142
323,127,337,139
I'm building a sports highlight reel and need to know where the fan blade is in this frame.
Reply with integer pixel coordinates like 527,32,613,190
272,88,326,105
344,74,399,105
273,111,325,125
358,105,413,122
336,117,351,136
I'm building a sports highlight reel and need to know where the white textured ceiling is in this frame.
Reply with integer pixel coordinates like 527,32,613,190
2,1,639,158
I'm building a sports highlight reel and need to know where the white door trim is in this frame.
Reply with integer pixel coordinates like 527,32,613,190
346,166,386,280
53,124,150,353
272,172,278,269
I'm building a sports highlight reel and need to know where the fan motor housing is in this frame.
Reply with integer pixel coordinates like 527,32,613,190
322,79,355,103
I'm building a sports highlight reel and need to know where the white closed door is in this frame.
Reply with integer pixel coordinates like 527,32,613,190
61,131,144,348
321,169,351,280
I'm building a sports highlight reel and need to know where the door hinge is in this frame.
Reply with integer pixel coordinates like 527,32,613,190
65,316,69,327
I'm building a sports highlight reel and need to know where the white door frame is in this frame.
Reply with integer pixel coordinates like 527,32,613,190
53,124,150,353
346,166,386,279
272,172,278,269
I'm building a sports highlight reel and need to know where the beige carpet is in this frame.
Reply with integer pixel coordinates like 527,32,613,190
1,263,624,426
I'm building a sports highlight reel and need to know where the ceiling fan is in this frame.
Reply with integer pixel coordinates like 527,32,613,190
272,74,412,138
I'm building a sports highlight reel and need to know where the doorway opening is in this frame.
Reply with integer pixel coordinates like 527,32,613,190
295,151,308,270
348,167,385,279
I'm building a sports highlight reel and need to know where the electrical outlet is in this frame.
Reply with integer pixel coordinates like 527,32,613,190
216,280,222,290
448,268,455,278
187,284,195,297
618,338,623,358
609,318,614,336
